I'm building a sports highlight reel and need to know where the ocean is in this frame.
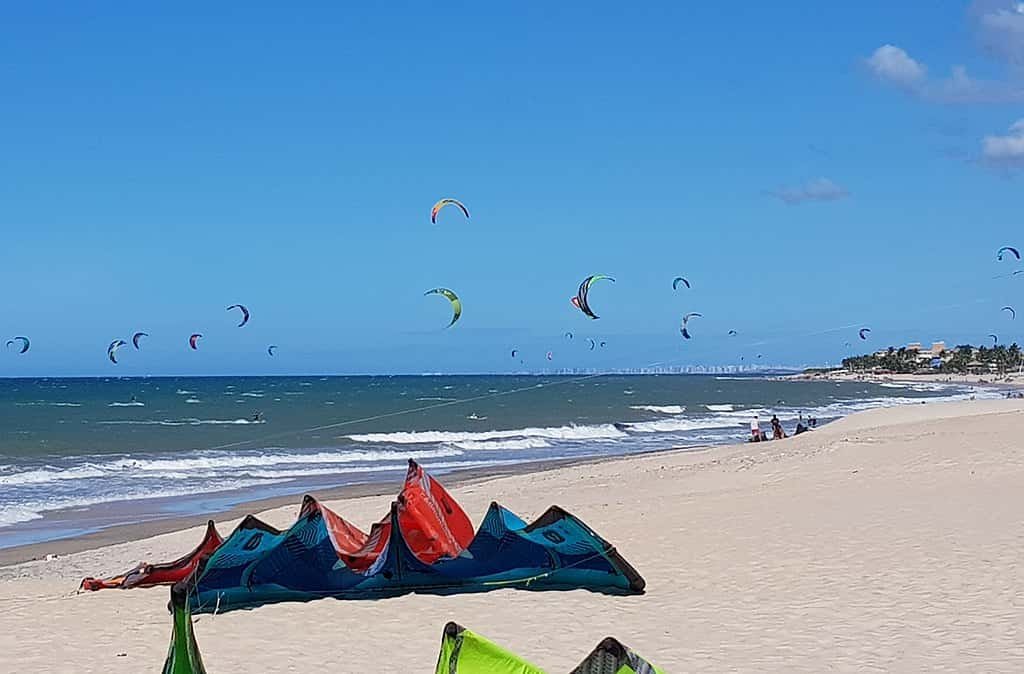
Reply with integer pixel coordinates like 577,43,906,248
0,375,990,548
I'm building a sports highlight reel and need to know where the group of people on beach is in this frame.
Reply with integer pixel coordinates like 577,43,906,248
749,414,815,442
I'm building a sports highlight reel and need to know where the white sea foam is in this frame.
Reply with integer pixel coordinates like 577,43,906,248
0,478,292,528
108,401,145,407
451,438,552,451
0,465,108,486
0,505,44,527
704,404,735,411
348,424,626,445
96,418,266,427
185,398,201,404
630,405,685,414
0,448,463,487
626,417,746,433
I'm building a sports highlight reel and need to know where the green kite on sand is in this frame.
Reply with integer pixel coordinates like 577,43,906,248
163,585,206,674
162,603,664,673
435,622,664,674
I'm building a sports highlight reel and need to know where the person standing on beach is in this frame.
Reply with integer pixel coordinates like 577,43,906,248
750,415,762,442
771,415,786,440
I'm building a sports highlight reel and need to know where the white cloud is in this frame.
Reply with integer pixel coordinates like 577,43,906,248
931,64,1024,103
769,178,849,205
981,118,1024,166
865,45,927,87
866,44,1024,103
971,0,1024,66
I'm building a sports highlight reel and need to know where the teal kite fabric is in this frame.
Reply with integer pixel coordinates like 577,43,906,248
176,460,643,613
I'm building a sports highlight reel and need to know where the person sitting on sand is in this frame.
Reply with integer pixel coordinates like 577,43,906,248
795,422,808,435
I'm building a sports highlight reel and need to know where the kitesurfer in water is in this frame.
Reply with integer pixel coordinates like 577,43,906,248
252,410,263,423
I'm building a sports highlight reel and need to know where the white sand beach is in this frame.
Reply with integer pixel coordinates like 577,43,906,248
2,399,1023,672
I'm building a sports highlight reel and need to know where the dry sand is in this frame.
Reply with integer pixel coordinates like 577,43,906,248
2,399,1023,672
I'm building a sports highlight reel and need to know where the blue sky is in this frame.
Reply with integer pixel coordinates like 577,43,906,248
1,1,1022,375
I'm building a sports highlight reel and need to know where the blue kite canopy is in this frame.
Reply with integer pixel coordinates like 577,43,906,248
177,461,644,613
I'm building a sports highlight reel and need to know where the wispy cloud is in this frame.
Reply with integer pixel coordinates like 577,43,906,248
970,0,1024,67
865,3,1024,104
864,45,1024,103
768,178,849,205
981,118,1024,168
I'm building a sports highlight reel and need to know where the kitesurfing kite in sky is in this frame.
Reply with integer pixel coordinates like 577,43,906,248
680,313,702,340
227,304,250,327
5,336,29,354
424,288,462,328
997,246,1020,262
430,198,469,224
572,275,614,320
107,340,127,364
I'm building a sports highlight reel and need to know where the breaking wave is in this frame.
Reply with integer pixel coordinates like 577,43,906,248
629,405,685,414
348,424,626,445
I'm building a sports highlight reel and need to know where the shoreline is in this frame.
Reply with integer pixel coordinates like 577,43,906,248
4,398,1023,671
1,376,998,564
0,447,698,567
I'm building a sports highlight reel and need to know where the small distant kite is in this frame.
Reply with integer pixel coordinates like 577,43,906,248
988,334,998,345
189,333,203,350
680,312,702,340
546,351,553,361
587,338,596,351
844,341,852,349
107,339,127,364
564,332,574,340
5,336,30,354
424,288,462,328
227,304,250,327
599,341,607,348
1002,306,1016,320
858,328,871,340
510,349,518,359
131,332,148,350
727,330,738,336
572,275,615,320
997,246,1020,262
430,198,470,224
267,345,278,356
672,277,690,290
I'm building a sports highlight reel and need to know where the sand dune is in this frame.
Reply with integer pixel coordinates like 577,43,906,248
2,399,1023,672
